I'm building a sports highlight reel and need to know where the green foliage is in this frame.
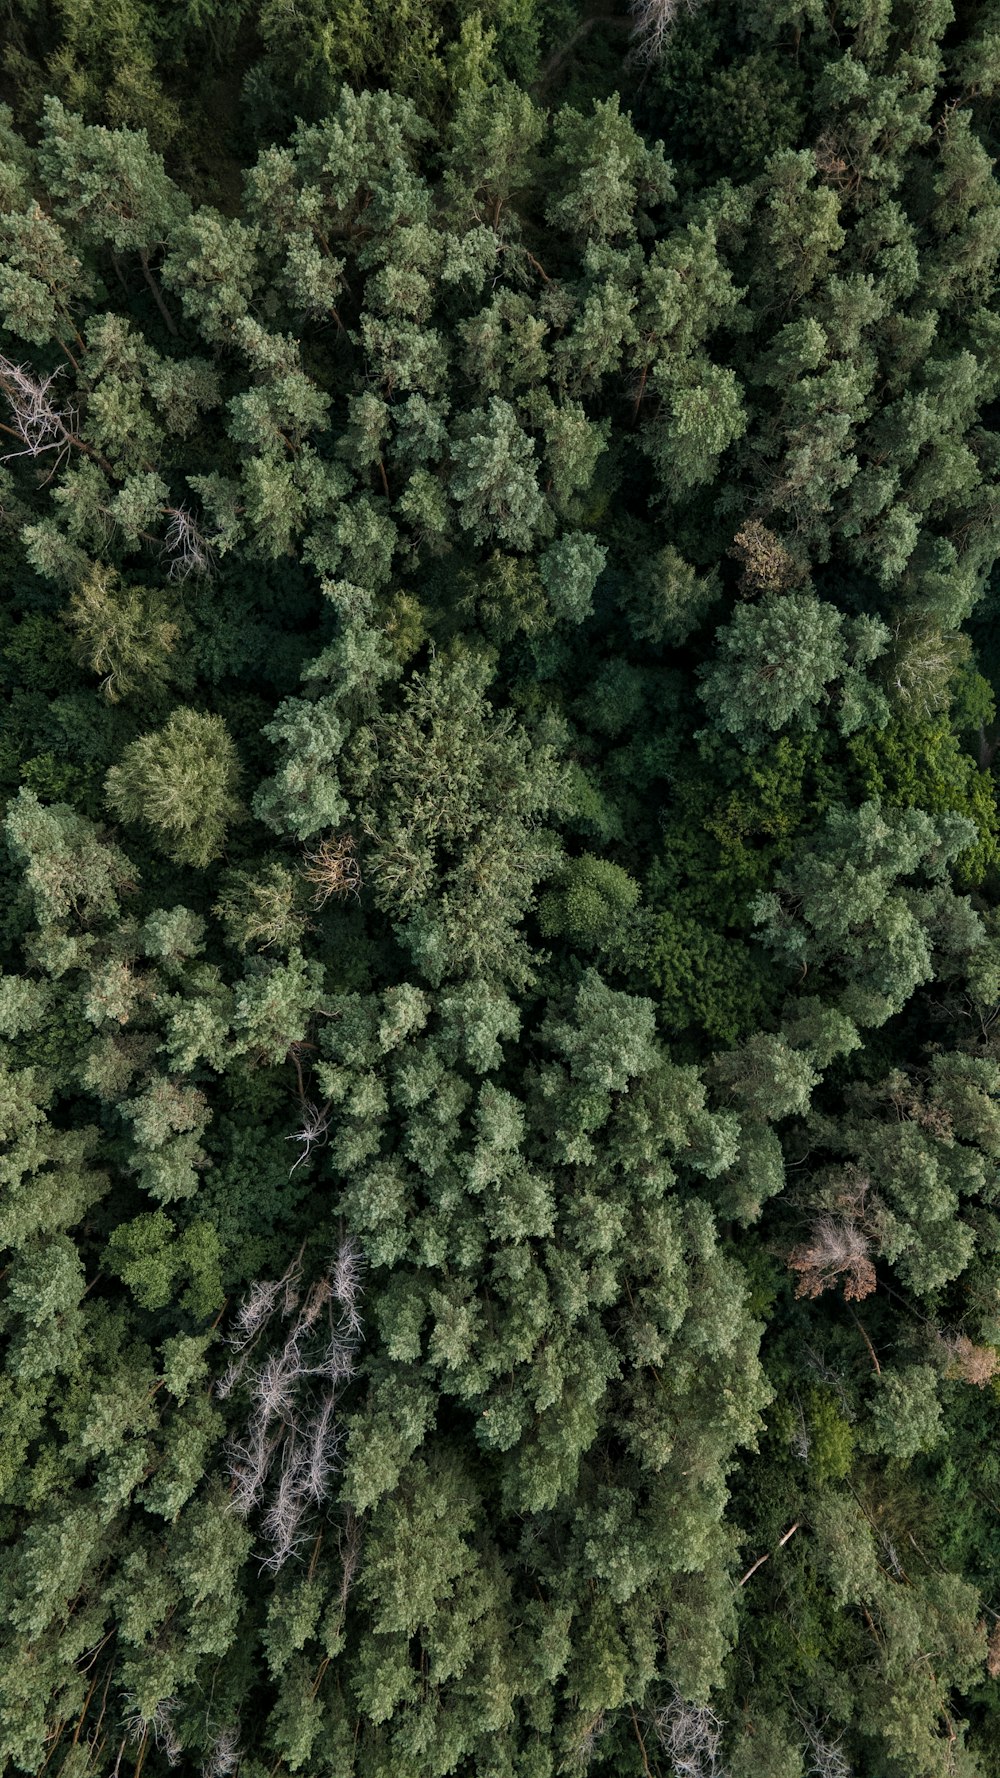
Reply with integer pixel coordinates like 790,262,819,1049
214,861,312,953
348,649,566,985
5,788,135,931
2,5,1000,1773
538,851,640,947
105,707,242,868
450,397,547,549
105,1210,223,1313
700,592,890,747
752,800,982,1028
847,710,1000,886
65,564,183,704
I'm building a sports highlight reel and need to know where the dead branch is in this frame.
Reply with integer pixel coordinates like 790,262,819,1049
202,1724,241,1778
653,1691,724,1777
848,1309,881,1375
788,1214,876,1304
285,1098,332,1175
162,504,214,579
221,1239,364,1569
0,357,76,473
302,833,362,907
739,1522,802,1587
629,0,700,65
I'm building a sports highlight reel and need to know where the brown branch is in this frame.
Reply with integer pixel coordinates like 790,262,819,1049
738,1550,773,1587
288,1042,310,1104
54,335,82,375
631,358,651,424
132,1725,150,1778
522,248,553,286
69,1658,105,1747
629,1703,653,1778
110,250,132,299
309,1655,331,1701
849,1309,881,1374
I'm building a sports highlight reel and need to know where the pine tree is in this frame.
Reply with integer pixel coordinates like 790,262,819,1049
106,708,242,869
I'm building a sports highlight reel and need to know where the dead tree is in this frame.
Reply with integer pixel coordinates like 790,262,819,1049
220,1238,365,1572
629,0,700,65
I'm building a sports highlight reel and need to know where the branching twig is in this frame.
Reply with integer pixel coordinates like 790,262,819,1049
285,1098,332,1175
653,1691,725,1777
221,1240,365,1570
0,357,77,474
162,504,214,579
302,833,362,907
629,0,700,64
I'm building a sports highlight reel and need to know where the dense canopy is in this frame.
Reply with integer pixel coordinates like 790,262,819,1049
2,0,1000,1774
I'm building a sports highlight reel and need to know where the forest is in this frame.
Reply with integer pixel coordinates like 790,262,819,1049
1,0,1000,1771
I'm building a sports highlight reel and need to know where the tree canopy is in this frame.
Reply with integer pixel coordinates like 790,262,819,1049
2,0,1000,1773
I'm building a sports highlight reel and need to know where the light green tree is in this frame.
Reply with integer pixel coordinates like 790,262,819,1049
105,708,242,868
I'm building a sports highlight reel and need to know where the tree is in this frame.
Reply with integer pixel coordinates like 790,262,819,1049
347,649,567,985
699,593,889,746
0,114,92,349
105,708,242,868
36,99,186,249
539,531,607,625
539,853,641,948
214,862,312,954
5,788,136,930
253,698,350,842
37,97,188,331
545,97,674,246
449,397,547,550
65,562,182,702
752,801,982,1027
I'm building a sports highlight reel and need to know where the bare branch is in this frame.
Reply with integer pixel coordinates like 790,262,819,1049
628,0,700,65
162,504,214,579
282,1250,305,1316
302,832,362,907
653,1692,724,1778
0,356,76,473
226,1412,277,1516
215,1357,247,1400
801,1719,853,1778
202,1725,241,1778
789,1215,877,1303
251,1351,299,1427
259,1436,311,1572
788,1177,879,1304
303,1392,343,1504
332,1234,365,1342
285,1098,332,1175
121,1696,182,1768
230,1277,282,1351
221,1239,365,1567
938,1329,1000,1388
739,1521,802,1586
